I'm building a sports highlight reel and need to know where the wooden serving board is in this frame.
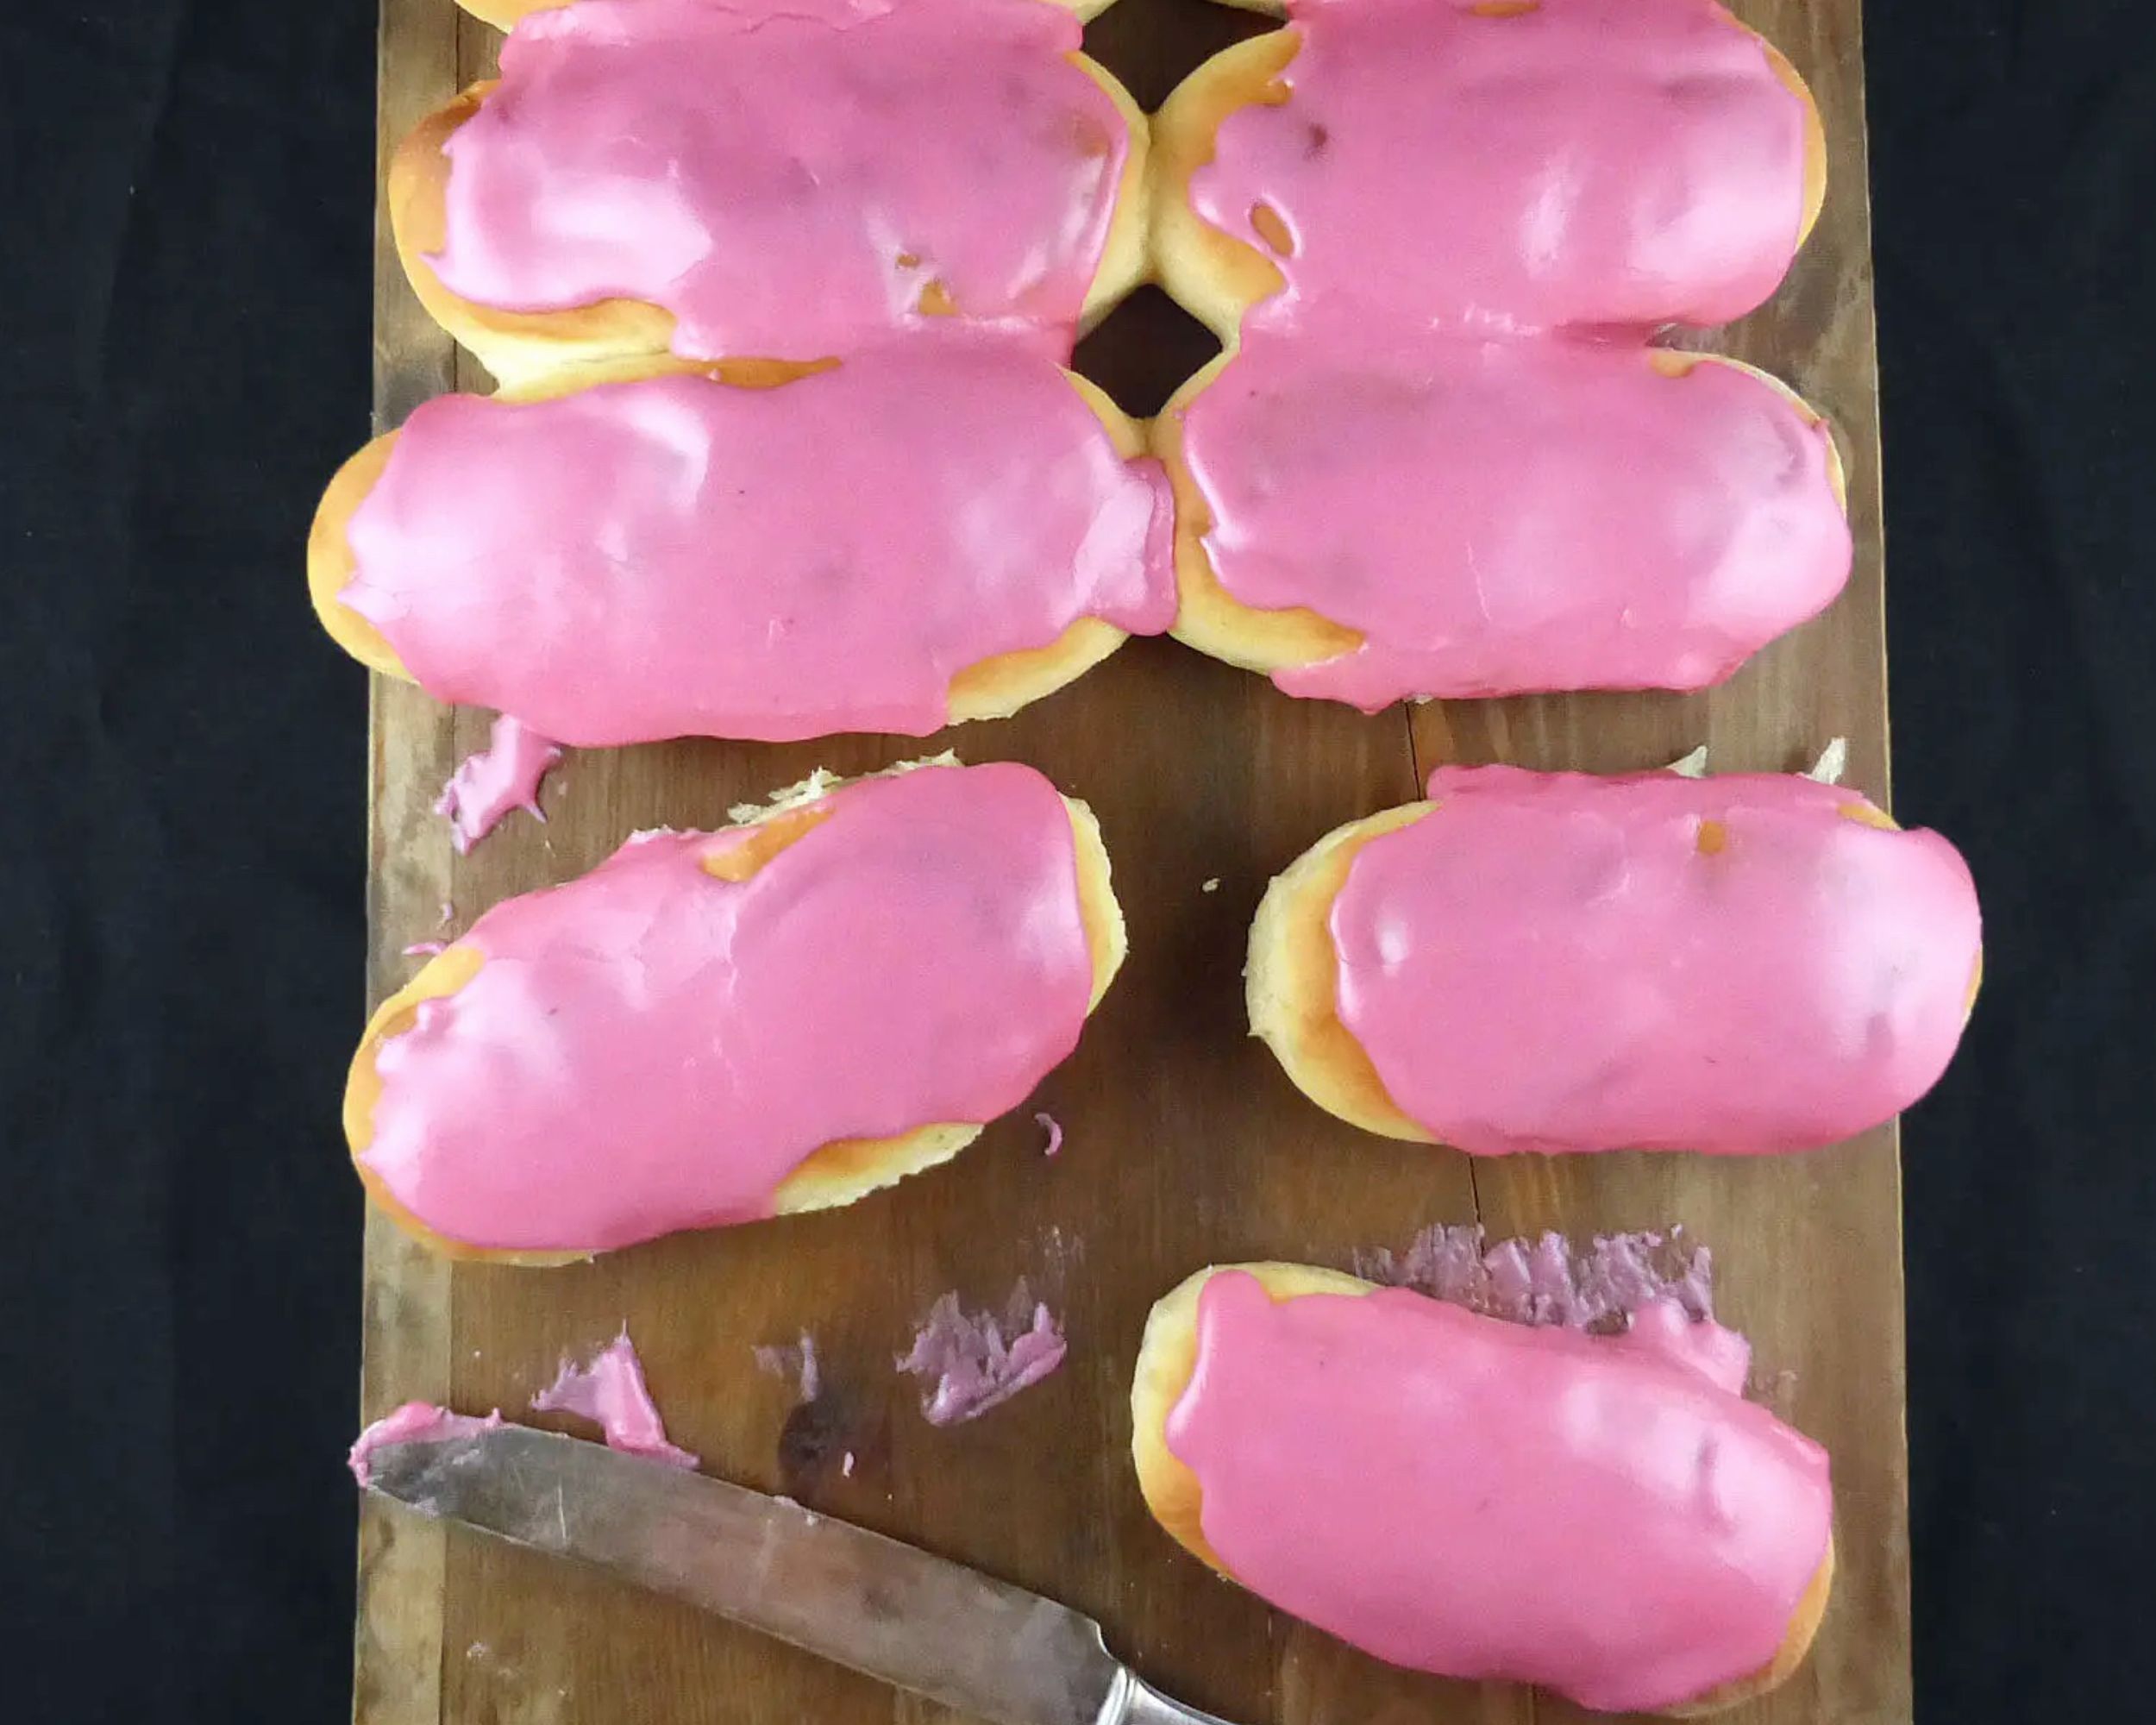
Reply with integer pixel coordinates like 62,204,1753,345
353,2,1907,1721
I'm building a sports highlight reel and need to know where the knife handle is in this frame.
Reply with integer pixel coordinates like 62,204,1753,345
1107,1668,1244,1725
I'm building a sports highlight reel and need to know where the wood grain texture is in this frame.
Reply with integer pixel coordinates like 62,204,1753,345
353,2,1908,1722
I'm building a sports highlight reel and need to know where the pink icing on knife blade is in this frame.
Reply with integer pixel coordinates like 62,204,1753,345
339,345,1175,746
531,1333,698,1469
1166,1270,1830,1713
1181,330,1851,707
433,714,561,852
427,0,1127,361
1196,0,1810,337
348,1402,504,1488
1328,766,1981,1155
357,763,1099,1253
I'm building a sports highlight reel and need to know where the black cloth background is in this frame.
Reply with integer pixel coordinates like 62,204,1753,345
0,2,2147,1719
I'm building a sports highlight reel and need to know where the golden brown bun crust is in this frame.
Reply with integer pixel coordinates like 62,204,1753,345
306,359,1150,731
307,431,407,678
385,84,678,390
1149,30,1300,345
1150,16,1829,344
346,764,1128,1264
1251,794,1962,1144
1245,803,1438,1142
1130,1261,1833,1717
390,56,1150,391
1154,348,1848,684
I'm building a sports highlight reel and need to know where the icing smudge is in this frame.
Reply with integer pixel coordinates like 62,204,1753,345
1035,1113,1063,1157
1358,1225,1748,1391
1355,1224,1714,1331
404,941,447,958
531,1332,698,1469
1037,1225,1085,1288
897,1282,1066,1425
348,1402,503,1488
434,713,561,853
754,1333,823,1406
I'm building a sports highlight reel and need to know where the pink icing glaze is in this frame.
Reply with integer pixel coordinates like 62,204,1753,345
1034,1112,1063,1157
1328,766,1982,1154
1195,0,1809,336
348,1402,504,1487
359,763,1098,1252
434,714,561,851
1166,1270,1831,1713
1182,330,1851,706
429,0,1127,361
341,344,1175,745
531,1333,698,1469
897,1280,1066,1425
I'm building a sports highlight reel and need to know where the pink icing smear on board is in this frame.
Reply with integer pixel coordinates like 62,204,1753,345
1167,1270,1831,1713
348,1402,503,1488
531,1333,698,1469
434,714,561,852
428,0,1127,361
358,763,1098,1253
1197,0,1809,336
339,344,1175,746
897,1282,1066,1426
1329,766,1982,1154
1357,1224,1714,1327
1182,330,1850,707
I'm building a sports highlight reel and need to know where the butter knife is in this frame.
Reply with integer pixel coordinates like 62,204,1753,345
365,1424,1237,1725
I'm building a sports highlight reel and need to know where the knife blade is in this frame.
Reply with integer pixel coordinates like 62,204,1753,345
364,1424,1235,1725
